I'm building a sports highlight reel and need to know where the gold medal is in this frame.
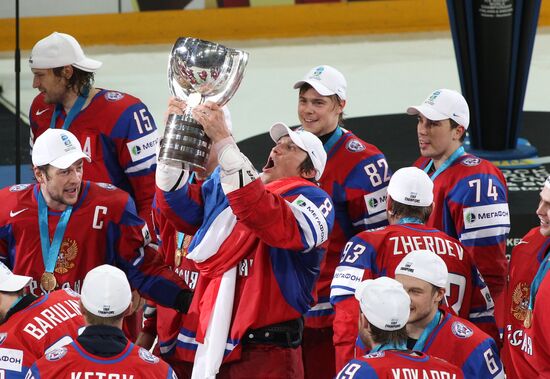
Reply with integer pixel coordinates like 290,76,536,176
174,248,183,267
40,272,57,292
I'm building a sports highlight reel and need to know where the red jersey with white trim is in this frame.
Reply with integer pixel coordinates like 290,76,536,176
141,195,199,361
155,170,335,362
307,128,390,328
0,182,186,309
0,289,84,379
502,227,547,379
530,254,550,376
414,154,510,298
329,223,497,371
336,350,464,379
417,309,504,379
29,90,158,240
28,341,176,379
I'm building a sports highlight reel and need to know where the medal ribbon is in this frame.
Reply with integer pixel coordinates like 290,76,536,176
413,309,442,351
423,146,465,181
177,232,186,250
323,126,344,153
397,217,424,225
370,341,407,353
527,255,550,316
38,191,73,273
49,86,90,130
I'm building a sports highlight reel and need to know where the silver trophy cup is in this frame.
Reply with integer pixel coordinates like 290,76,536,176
159,37,249,171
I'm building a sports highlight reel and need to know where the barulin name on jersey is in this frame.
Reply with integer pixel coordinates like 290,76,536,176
23,299,81,340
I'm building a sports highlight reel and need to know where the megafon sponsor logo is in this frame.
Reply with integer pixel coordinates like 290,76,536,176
127,133,158,162
463,204,510,229
365,187,388,214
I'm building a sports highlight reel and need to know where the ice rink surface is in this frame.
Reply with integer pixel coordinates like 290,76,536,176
1,29,550,142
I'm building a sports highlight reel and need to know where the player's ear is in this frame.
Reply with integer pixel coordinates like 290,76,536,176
33,166,45,183
300,168,316,181
62,65,74,80
452,125,466,141
338,99,346,111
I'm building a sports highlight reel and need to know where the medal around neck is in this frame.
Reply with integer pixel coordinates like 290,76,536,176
41,271,57,291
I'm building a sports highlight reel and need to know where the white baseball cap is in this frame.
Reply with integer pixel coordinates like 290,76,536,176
270,122,327,181
0,262,32,292
544,175,550,189
387,167,434,207
355,276,410,331
407,89,470,129
293,65,347,101
32,129,91,169
29,32,102,73
395,249,448,288
81,265,132,317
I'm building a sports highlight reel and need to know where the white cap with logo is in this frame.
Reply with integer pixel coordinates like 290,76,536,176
29,32,102,73
32,129,91,169
81,265,132,317
387,167,434,207
0,262,32,292
293,65,347,101
407,89,470,129
395,249,448,288
269,122,327,181
354,276,411,331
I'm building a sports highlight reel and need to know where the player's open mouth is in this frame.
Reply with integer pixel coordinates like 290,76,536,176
539,217,549,226
263,157,275,171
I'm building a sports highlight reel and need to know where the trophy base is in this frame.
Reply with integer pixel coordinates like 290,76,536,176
159,113,212,172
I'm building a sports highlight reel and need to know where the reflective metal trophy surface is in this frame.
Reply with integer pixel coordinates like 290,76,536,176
159,38,249,171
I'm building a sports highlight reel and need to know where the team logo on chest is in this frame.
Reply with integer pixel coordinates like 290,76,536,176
138,347,160,363
45,347,68,361
346,139,365,152
512,281,530,321
104,91,124,101
9,183,31,192
451,321,473,338
54,238,78,274
364,352,385,358
461,157,481,167
97,182,117,190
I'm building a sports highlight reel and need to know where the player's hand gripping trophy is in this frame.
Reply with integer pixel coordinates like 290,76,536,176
158,37,249,172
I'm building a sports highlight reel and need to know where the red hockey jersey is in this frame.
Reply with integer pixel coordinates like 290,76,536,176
530,256,550,376
308,128,390,328
336,350,464,379
156,170,335,363
0,289,84,378
330,223,497,371
28,341,175,379
414,154,510,298
0,182,185,308
30,90,158,240
416,309,503,378
502,227,548,379
141,194,199,362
